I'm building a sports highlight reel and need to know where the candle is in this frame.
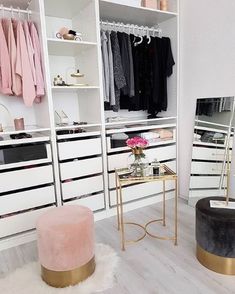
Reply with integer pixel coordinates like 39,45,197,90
14,118,25,131
160,0,168,11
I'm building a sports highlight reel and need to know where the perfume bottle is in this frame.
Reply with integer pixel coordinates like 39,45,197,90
151,158,161,175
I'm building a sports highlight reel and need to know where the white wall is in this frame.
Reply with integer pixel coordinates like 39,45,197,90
179,0,235,199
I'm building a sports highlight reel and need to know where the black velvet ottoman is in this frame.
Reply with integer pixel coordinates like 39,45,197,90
196,197,235,275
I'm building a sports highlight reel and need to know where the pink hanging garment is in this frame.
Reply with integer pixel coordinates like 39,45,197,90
0,20,12,95
16,20,36,106
29,22,45,101
7,19,22,96
23,20,36,89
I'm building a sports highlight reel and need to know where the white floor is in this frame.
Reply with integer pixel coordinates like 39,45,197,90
1,199,235,294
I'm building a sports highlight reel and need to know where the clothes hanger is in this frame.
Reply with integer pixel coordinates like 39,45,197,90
1,5,4,18
17,7,21,20
10,6,14,18
134,26,143,46
146,27,151,44
26,8,30,21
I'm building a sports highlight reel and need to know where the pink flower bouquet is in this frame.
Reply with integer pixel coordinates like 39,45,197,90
126,136,149,149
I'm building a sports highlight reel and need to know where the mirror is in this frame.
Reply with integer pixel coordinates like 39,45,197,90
188,96,235,207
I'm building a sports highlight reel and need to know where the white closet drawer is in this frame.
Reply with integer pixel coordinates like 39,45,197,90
0,206,54,239
0,186,55,216
65,193,105,211
108,160,176,189
60,157,103,180
109,180,175,206
192,146,226,161
108,145,176,171
189,189,225,199
0,165,54,193
191,162,224,175
190,176,221,189
58,138,101,160
62,175,103,200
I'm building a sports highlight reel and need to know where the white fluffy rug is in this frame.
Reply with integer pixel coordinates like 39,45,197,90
0,244,119,294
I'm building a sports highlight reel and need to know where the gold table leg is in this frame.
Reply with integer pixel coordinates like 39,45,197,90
115,171,120,231
163,180,166,227
174,178,178,246
119,183,126,251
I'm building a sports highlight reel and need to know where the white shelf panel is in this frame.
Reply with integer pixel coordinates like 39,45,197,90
57,131,101,140
105,116,177,126
52,86,100,92
0,133,50,147
44,0,90,18
0,126,51,136
47,38,97,56
55,123,101,131
99,0,178,26
106,123,176,135
0,158,52,171
107,139,176,154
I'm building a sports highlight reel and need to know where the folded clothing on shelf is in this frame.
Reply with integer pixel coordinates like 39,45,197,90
110,133,129,148
152,128,174,139
140,132,160,140
200,131,225,144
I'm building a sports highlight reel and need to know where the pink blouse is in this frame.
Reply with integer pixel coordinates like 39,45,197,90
30,22,45,98
7,19,22,96
16,20,36,106
0,20,12,95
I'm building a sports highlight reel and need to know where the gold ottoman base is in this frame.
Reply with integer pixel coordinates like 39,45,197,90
41,256,96,288
196,245,235,275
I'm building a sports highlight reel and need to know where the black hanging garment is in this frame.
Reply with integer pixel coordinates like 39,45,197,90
149,37,175,116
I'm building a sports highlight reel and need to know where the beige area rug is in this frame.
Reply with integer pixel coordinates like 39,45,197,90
0,244,119,294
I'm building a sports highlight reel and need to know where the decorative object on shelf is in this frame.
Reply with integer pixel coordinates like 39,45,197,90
55,110,69,126
71,69,84,78
69,69,88,86
57,128,86,135
14,118,25,131
0,103,12,131
126,136,149,176
56,27,82,41
160,0,168,11
141,0,158,9
53,75,67,86
10,133,32,139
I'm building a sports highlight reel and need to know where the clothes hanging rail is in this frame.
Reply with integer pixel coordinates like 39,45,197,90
0,4,32,15
100,20,162,37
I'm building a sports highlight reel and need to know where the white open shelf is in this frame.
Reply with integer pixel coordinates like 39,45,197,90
55,123,101,131
107,139,176,154
47,38,97,56
106,123,176,135
57,130,101,140
52,86,100,92
0,126,51,136
0,132,50,147
99,0,178,26
105,116,177,126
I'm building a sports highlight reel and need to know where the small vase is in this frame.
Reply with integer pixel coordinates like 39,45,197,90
127,148,149,177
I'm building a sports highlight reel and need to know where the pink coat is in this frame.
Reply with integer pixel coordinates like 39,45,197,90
0,20,12,95
23,20,36,88
16,20,36,106
7,19,22,96
30,22,45,98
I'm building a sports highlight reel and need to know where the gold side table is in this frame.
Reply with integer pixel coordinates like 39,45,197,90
115,164,178,251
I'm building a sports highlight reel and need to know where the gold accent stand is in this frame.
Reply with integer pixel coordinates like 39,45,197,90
115,165,178,251
41,256,96,288
197,245,235,275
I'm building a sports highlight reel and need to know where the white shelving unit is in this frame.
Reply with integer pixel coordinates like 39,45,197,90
0,0,179,250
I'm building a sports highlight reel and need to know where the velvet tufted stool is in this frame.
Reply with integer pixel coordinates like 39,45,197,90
36,205,95,288
196,197,235,275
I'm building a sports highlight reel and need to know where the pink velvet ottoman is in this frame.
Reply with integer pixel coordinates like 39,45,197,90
36,205,95,288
